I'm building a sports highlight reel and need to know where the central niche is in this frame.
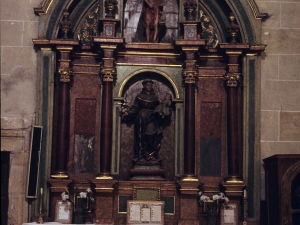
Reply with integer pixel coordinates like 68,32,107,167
118,71,176,181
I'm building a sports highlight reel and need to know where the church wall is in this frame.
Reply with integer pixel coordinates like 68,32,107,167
0,0,300,224
1,0,41,224
256,0,300,202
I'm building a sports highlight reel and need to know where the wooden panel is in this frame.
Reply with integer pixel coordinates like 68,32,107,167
263,154,300,225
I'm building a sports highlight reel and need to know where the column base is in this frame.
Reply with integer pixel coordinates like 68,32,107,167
181,174,198,181
50,171,69,179
224,175,243,183
95,172,113,180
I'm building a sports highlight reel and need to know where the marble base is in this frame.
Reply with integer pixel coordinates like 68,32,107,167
130,165,165,180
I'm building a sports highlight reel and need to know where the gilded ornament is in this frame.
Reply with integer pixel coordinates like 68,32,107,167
224,73,240,87
101,67,116,82
199,10,219,48
182,69,197,83
58,67,73,82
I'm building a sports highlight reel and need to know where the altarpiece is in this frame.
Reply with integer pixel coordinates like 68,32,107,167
32,0,267,224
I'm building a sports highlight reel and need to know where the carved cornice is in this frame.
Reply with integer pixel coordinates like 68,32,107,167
247,0,268,20
224,73,240,87
34,0,54,15
100,67,116,82
58,67,72,82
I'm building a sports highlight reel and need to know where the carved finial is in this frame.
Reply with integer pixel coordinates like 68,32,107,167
227,13,240,43
184,0,197,21
104,0,118,19
59,9,72,39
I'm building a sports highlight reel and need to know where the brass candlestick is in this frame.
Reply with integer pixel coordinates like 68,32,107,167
37,188,44,224
243,189,248,225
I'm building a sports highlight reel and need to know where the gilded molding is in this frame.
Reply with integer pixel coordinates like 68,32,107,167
101,67,116,82
224,73,241,87
116,63,182,67
34,0,53,15
50,173,69,179
118,68,180,98
247,0,268,19
58,67,73,82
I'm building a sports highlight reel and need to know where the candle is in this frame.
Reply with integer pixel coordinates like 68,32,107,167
243,189,247,198
40,188,43,195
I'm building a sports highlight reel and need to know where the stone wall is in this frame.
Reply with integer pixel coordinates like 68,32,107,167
1,0,40,224
256,0,300,201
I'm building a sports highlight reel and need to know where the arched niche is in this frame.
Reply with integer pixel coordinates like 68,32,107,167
112,69,183,181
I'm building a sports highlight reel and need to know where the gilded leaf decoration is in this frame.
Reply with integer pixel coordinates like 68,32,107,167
78,6,99,45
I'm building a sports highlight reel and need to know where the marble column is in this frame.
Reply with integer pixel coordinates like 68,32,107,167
51,45,74,179
221,47,247,182
93,42,122,179
97,53,116,179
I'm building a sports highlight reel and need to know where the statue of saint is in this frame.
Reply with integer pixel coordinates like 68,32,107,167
120,79,172,165
142,0,163,42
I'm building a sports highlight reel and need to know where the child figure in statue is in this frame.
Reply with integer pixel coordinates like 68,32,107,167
154,93,172,118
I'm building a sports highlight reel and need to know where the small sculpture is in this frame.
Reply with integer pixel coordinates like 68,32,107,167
104,0,118,19
227,13,240,43
59,9,72,39
184,0,197,21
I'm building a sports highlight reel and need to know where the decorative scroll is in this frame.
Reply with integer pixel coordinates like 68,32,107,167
78,5,99,45
199,9,219,48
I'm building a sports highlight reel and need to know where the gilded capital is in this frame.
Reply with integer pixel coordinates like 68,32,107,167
101,67,116,82
182,69,197,83
58,67,73,82
224,73,240,87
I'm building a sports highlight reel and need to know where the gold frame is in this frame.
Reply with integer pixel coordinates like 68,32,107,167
133,186,161,200
54,200,73,224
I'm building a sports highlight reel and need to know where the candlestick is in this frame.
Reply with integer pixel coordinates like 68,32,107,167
243,189,247,198
38,188,44,224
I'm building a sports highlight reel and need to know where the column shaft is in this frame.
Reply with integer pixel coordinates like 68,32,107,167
100,81,113,174
184,83,196,175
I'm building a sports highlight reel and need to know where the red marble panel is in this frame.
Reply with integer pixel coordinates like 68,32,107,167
196,77,227,183
74,99,96,135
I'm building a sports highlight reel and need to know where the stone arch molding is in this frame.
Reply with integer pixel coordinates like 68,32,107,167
34,0,267,45
118,68,180,99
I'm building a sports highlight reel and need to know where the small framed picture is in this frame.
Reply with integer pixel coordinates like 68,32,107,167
220,203,238,225
54,200,73,224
